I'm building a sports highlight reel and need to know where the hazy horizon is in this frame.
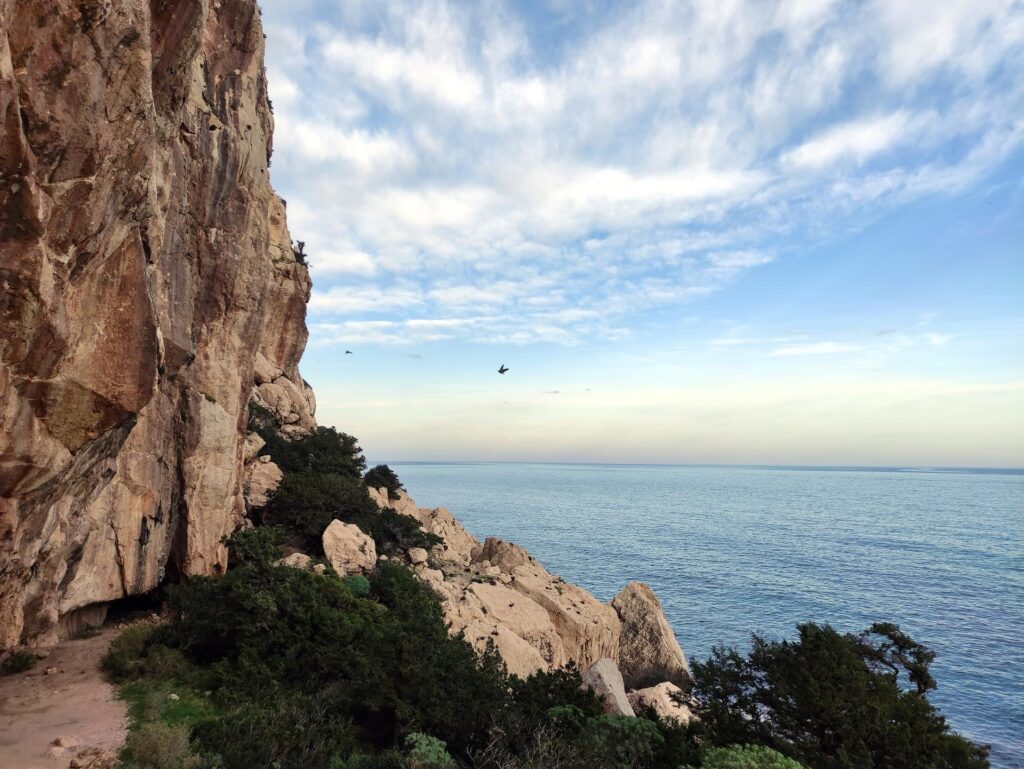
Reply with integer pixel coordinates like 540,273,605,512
259,0,1024,467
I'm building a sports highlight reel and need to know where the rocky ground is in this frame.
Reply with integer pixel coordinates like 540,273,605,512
0,628,124,769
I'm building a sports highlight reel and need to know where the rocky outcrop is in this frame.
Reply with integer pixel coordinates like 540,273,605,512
0,0,312,648
366,488,691,693
627,682,694,724
582,658,635,716
323,520,376,576
612,583,692,689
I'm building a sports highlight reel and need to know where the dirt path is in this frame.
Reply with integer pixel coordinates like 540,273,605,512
0,628,126,769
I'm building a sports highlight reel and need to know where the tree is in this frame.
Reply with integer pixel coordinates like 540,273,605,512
364,465,404,500
690,623,989,769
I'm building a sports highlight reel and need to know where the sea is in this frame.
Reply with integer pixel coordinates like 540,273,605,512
386,462,1024,768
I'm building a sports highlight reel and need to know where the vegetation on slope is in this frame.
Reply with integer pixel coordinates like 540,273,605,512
102,420,988,769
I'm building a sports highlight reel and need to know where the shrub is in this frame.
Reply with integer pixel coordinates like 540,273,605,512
405,732,457,768
691,622,990,769
224,526,282,568
263,470,439,555
260,426,366,479
343,574,371,597
194,693,357,769
121,722,201,769
701,745,809,769
1,649,40,675
103,623,156,681
364,465,404,499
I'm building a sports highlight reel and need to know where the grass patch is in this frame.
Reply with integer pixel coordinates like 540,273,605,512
119,679,219,730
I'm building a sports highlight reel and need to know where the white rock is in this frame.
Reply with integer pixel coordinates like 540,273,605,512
244,460,282,509
407,547,428,565
612,582,691,690
627,681,694,724
582,658,635,716
322,520,377,576
275,552,312,570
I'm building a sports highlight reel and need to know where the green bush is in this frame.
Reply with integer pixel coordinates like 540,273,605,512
364,465,404,500
701,745,809,769
194,692,358,769
691,623,990,769
405,732,457,768
224,526,283,568
263,470,439,555
343,574,371,596
1,649,40,675
260,426,366,479
121,722,201,769
103,623,156,680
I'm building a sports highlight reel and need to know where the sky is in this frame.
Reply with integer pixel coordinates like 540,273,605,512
258,0,1024,467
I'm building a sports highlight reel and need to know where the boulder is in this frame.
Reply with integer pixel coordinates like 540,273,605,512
322,521,377,576
275,553,313,570
244,460,283,509
407,547,429,565
242,432,266,463
581,658,635,716
612,582,691,689
627,682,694,724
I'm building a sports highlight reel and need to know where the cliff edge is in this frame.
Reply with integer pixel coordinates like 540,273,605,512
0,0,313,648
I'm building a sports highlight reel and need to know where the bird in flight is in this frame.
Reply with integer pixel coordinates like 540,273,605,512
345,350,353,355
498,364,509,374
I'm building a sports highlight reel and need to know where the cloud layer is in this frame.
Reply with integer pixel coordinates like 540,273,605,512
261,0,1024,346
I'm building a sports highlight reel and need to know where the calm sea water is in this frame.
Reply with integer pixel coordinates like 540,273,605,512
387,462,1024,768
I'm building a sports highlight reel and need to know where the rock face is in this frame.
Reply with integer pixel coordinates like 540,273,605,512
612,582,692,689
323,520,377,576
0,0,313,648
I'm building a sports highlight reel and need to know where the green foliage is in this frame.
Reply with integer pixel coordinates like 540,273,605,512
120,722,201,769
365,464,404,499
691,622,990,769
404,732,457,768
1,649,40,675
263,470,440,555
246,399,276,432
701,744,809,769
120,679,218,729
103,623,156,680
584,715,665,768
224,526,282,568
343,574,372,596
260,426,366,479
193,692,358,769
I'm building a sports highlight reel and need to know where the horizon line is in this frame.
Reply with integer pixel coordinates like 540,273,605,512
371,460,1024,474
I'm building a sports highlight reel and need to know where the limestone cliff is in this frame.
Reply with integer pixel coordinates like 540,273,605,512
0,0,313,648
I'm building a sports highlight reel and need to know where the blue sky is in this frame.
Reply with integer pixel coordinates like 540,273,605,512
259,0,1024,466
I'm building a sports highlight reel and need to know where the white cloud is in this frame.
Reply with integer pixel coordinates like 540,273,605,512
769,341,865,356
260,0,1024,347
782,112,916,170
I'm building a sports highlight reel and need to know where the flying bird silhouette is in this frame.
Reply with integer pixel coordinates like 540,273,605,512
498,364,509,374
345,350,353,354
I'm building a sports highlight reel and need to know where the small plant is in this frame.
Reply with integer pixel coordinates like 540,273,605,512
292,240,308,265
343,574,371,596
1,649,40,675
121,722,201,769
